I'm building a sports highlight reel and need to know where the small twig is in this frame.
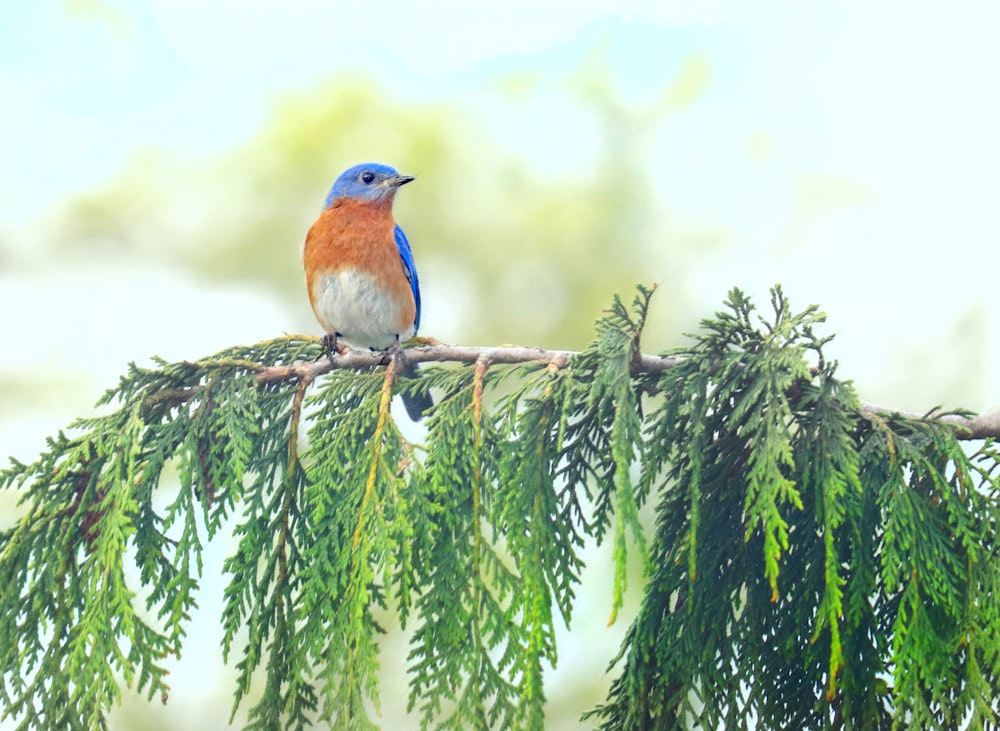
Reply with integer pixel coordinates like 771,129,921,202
352,357,396,550
142,385,206,413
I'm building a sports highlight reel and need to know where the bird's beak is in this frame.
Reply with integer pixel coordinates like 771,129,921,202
387,174,415,188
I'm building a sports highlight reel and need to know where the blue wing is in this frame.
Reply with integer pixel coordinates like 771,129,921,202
394,224,421,332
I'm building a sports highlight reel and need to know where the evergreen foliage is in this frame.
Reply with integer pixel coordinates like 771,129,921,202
1,286,998,730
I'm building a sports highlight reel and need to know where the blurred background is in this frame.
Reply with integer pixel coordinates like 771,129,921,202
2,1,999,728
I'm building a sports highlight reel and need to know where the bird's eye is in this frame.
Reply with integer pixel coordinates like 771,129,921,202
361,171,376,184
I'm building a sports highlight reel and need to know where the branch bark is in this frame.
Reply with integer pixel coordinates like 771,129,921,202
250,343,1000,441
860,404,1000,441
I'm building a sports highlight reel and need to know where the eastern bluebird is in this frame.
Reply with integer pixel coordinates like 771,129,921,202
303,162,432,420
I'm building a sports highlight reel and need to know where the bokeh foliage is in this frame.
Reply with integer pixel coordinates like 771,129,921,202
43,66,719,349
2,286,998,730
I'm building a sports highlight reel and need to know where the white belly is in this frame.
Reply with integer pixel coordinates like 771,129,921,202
311,269,415,349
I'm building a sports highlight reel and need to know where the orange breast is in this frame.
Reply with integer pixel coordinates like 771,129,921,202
303,198,416,341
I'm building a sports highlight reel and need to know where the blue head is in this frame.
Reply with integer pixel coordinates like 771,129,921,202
324,162,414,208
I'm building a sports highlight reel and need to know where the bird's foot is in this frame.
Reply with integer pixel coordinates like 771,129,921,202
320,333,343,364
370,337,404,362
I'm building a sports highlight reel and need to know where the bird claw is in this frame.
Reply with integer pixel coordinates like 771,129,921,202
321,333,343,364
386,337,404,359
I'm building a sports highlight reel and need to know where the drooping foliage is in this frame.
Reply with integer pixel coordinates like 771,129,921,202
1,286,998,730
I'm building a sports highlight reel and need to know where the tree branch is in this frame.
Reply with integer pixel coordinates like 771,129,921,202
250,343,1000,441
860,404,1000,441
252,343,679,384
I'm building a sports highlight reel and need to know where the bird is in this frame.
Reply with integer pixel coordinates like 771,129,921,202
303,162,432,420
